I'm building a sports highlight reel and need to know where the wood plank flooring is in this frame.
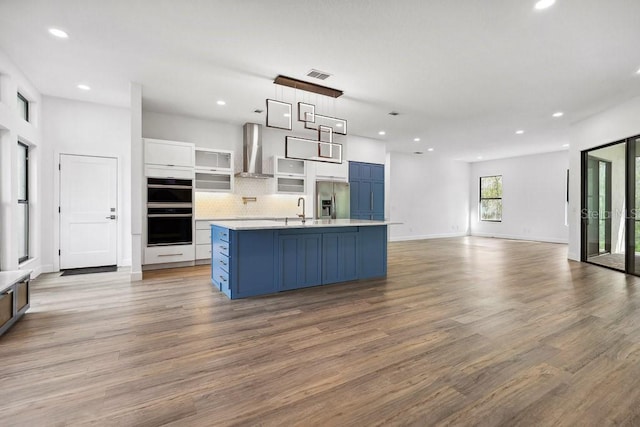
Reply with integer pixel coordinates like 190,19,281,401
2,236,640,426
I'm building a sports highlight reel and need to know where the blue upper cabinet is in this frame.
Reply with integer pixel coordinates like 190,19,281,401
349,161,385,220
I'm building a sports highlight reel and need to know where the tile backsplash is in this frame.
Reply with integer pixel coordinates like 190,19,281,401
195,177,306,218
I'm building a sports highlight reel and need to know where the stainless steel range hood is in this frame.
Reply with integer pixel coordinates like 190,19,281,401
235,123,273,179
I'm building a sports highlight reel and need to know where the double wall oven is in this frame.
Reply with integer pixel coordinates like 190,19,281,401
147,178,193,246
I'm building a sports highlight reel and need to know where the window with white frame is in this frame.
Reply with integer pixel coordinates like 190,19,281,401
17,92,29,122
17,142,29,263
480,175,503,221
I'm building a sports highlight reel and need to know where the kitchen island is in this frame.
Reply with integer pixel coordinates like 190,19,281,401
209,219,391,299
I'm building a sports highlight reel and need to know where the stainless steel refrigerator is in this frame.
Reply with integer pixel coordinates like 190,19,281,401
316,180,350,219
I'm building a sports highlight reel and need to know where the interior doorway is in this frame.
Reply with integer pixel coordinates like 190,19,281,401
59,154,118,270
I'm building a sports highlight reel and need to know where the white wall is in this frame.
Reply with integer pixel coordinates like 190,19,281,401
568,95,640,260
41,96,131,270
388,152,469,241
0,48,43,275
470,151,569,243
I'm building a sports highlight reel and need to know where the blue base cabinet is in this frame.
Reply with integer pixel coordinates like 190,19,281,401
358,225,387,279
322,231,358,285
211,225,387,299
211,226,278,299
279,233,322,290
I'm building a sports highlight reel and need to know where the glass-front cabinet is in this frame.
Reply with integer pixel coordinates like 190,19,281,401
194,148,234,193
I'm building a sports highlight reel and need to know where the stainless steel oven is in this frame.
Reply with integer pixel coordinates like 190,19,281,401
147,178,193,246
147,178,193,204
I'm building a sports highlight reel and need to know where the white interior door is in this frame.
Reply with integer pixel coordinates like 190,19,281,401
60,154,117,269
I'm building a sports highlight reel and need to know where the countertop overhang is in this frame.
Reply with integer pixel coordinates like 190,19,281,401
209,219,396,231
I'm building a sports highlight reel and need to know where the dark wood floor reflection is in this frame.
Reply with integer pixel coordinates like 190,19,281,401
2,237,640,426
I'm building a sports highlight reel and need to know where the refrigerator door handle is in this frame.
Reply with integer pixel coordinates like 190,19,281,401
331,193,336,219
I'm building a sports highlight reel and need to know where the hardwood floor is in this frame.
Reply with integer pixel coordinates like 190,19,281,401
2,236,640,426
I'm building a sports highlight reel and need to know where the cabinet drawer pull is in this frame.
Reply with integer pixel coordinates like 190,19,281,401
158,253,183,257
219,276,227,282
219,260,227,266
370,192,374,210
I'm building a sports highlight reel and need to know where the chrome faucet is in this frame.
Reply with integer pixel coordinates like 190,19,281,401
297,197,306,224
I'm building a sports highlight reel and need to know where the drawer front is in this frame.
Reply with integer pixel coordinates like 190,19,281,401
195,229,211,245
144,164,194,179
215,242,229,257
213,255,230,273
0,292,13,328
195,221,211,230
145,245,195,264
196,244,212,260
212,265,229,289
212,227,230,243
16,281,28,311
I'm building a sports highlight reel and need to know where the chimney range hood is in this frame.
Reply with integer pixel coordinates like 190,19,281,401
235,123,273,179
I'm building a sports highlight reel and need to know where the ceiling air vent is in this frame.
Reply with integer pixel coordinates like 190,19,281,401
306,69,331,80
388,111,400,116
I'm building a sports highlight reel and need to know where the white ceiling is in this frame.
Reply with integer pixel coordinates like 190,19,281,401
1,0,639,161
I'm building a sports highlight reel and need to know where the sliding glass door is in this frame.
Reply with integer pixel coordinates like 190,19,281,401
627,137,640,275
582,136,640,275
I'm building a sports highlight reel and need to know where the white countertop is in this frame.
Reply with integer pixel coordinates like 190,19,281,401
0,270,32,291
209,219,395,230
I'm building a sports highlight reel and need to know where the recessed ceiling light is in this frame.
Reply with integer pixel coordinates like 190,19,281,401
283,113,290,117
562,144,570,147
77,84,91,91
636,68,640,74
427,148,434,152
216,100,226,106
413,138,421,142
378,131,386,136
515,130,525,135
335,123,343,127
477,156,483,160
552,112,564,117
534,0,556,10
48,28,68,38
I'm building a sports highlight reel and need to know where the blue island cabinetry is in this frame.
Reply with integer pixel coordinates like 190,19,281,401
211,224,387,299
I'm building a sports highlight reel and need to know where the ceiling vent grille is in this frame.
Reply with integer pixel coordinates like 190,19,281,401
306,69,331,80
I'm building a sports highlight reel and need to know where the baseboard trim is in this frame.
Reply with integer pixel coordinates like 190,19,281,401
567,252,580,261
130,271,143,281
390,232,468,242
470,232,568,244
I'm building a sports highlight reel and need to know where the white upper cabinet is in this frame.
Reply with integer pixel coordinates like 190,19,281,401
144,139,195,168
195,148,233,172
274,156,305,176
273,156,306,194
194,148,234,192
314,160,348,181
